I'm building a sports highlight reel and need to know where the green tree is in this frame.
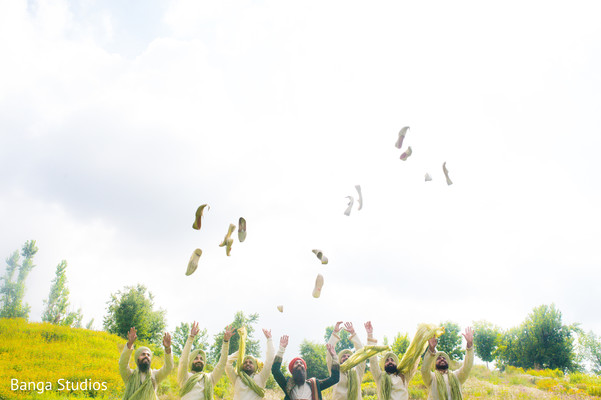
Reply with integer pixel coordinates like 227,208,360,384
42,260,83,327
103,284,166,346
324,325,354,352
580,331,601,374
391,332,410,356
300,340,328,379
495,304,578,372
473,320,501,368
438,321,464,361
173,321,209,357
0,240,38,319
209,311,260,364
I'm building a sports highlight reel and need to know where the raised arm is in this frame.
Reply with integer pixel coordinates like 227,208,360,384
365,321,381,382
326,321,343,371
257,329,275,385
179,322,199,387
455,327,474,384
421,336,437,387
211,324,234,385
318,343,340,390
154,332,174,383
345,322,366,378
272,335,289,392
119,327,137,382
225,350,239,383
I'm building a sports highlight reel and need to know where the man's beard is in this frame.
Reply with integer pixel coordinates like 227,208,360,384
242,366,255,375
191,363,204,373
292,368,306,385
384,363,397,374
137,359,151,373
436,363,449,371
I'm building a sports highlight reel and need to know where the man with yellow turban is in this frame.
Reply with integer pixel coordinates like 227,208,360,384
178,322,235,400
421,326,474,400
225,328,274,400
326,321,365,400
119,326,174,400
367,321,444,400
272,334,340,400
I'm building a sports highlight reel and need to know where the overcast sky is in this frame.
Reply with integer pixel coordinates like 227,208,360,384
1,0,601,362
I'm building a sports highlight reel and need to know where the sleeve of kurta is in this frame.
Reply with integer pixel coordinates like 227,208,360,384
225,351,238,383
119,344,134,382
211,340,230,385
257,338,275,386
454,346,474,384
178,336,194,387
350,333,366,378
153,351,174,384
367,338,381,386
420,348,436,387
272,346,288,393
326,332,340,371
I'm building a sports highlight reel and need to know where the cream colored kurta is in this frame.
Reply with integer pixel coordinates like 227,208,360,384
178,337,229,400
367,338,411,400
119,345,174,399
326,332,365,400
421,347,474,400
225,337,275,400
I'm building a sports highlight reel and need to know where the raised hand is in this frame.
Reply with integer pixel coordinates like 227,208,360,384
343,322,355,336
428,336,438,352
463,326,474,349
223,325,235,342
280,335,289,348
190,321,200,337
163,332,172,353
127,327,137,349
334,321,343,333
263,328,272,339
365,321,373,338
326,343,336,357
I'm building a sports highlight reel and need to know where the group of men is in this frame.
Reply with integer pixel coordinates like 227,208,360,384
119,321,474,400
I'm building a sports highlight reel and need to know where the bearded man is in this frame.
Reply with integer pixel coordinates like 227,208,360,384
421,326,474,400
225,328,274,400
178,322,234,400
367,322,444,400
326,322,365,400
272,335,340,400
119,326,173,400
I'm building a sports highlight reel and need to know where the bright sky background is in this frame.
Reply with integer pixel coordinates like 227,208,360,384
1,0,601,363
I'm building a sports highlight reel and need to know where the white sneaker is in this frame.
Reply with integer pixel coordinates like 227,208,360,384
312,274,324,298
355,185,363,210
186,249,202,276
400,146,412,161
238,217,247,242
443,162,453,185
192,204,209,230
395,126,410,149
344,196,354,216
312,249,328,265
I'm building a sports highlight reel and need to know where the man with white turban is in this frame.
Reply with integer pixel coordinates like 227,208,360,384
421,326,474,400
225,328,274,400
178,322,234,400
326,321,365,400
367,322,444,400
119,326,174,400
272,334,340,400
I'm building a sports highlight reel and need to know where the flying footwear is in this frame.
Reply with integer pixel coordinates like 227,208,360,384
192,204,210,230
225,238,234,256
395,126,410,149
238,217,247,242
344,196,354,216
312,249,328,265
277,305,284,313
442,162,453,185
186,249,202,276
400,146,412,161
219,223,236,247
355,185,363,210
425,173,432,182
312,274,324,298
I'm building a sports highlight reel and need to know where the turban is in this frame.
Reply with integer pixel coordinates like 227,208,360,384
189,349,207,371
134,346,152,362
379,351,399,369
289,357,307,373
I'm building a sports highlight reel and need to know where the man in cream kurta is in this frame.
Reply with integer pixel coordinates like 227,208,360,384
225,328,275,400
326,321,365,400
421,327,474,400
178,322,234,400
366,322,414,400
119,327,174,400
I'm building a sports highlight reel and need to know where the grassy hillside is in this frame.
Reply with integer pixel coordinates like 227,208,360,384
2,319,601,400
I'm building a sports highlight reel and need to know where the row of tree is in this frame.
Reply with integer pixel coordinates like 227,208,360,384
2,240,601,376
